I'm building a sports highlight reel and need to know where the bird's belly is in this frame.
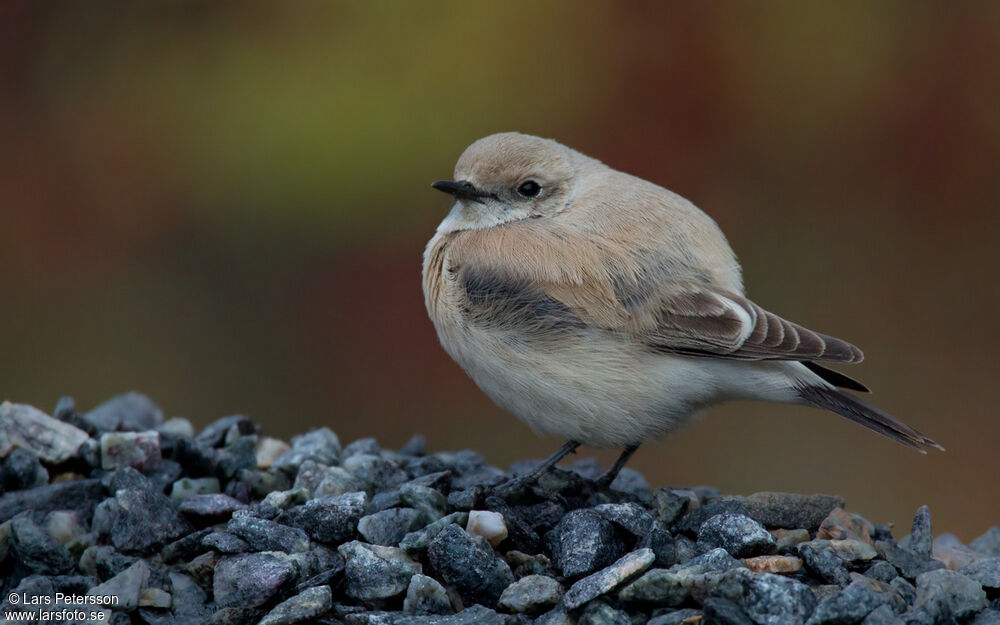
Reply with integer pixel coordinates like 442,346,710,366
435,322,725,448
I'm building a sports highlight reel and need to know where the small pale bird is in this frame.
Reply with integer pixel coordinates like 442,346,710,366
423,132,942,487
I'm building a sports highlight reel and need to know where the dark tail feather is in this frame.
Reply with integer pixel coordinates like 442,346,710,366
797,385,944,453
801,361,871,393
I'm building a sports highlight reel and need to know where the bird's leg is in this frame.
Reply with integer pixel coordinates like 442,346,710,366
596,444,640,488
493,440,580,494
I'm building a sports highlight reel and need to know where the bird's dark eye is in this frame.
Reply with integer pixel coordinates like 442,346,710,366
517,180,541,198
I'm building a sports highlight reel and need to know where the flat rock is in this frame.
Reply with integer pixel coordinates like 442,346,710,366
109,485,192,553
742,555,803,574
564,548,654,609
728,492,844,531
805,577,900,625
339,540,422,601
818,508,874,543
10,513,75,574
213,551,297,609
734,571,817,625
498,574,563,614
88,560,151,610
970,527,1000,557
698,514,776,558
915,568,988,619
228,513,310,553
0,401,89,463
259,585,333,625
961,557,1000,590
83,392,163,432
179,494,246,520
285,491,366,544
359,507,427,546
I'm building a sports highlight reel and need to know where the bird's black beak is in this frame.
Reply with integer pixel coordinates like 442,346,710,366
431,180,489,203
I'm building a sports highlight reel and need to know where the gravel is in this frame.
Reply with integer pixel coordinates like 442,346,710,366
1,392,998,625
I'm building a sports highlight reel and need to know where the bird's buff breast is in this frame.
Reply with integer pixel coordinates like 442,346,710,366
422,234,714,447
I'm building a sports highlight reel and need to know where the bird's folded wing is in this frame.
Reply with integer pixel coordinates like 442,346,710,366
612,284,864,363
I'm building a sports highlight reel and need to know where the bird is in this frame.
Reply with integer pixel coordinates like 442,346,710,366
422,132,942,488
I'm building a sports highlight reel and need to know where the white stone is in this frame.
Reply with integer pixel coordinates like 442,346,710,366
467,510,508,547
0,401,89,463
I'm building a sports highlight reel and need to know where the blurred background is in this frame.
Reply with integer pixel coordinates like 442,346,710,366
2,1,998,540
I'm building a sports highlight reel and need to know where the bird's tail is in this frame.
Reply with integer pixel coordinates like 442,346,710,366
797,384,944,453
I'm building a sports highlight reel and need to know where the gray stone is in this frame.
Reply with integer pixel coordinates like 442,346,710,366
961,557,1000,590
359,508,427,545
100,431,161,470
827,539,878,562
285,491,366,544
594,502,655,537
497,574,563,614
874,540,944,580
400,483,449,521
915,568,987,619
798,541,851,585
169,572,211,623
805,577,901,624
10,513,75,574
652,488,691,526
169,477,221,500
677,498,750,534
0,401,89,463
179,493,247,520
109,486,192,553
737,572,818,625
87,560,150,610
579,600,631,625
727,492,845,531
404,573,454,615
618,548,744,606
343,437,381,458
3,448,48,490
343,453,409,492
273,428,342,472
548,509,626,578
399,512,469,552
908,505,933,558
638,520,678,567
564,548,654,609
84,392,163,432
427,524,514,607
971,528,1000,557
399,434,427,457
649,608,705,625
79,545,138,580
864,560,899,583
259,585,333,625
227,513,310,553
701,598,753,625
213,551,297,609
195,415,257,447
971,610,1000,625
698,514,776,558
861,605,904,625
889,576,915,606
339,540,421,601
202,531,250,554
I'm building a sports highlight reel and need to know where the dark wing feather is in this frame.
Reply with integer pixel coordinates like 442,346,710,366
631,286,864,363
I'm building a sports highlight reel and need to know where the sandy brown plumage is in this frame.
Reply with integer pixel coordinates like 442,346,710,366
423,132,942,478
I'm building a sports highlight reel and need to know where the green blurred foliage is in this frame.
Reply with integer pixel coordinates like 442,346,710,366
1,1,999,539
